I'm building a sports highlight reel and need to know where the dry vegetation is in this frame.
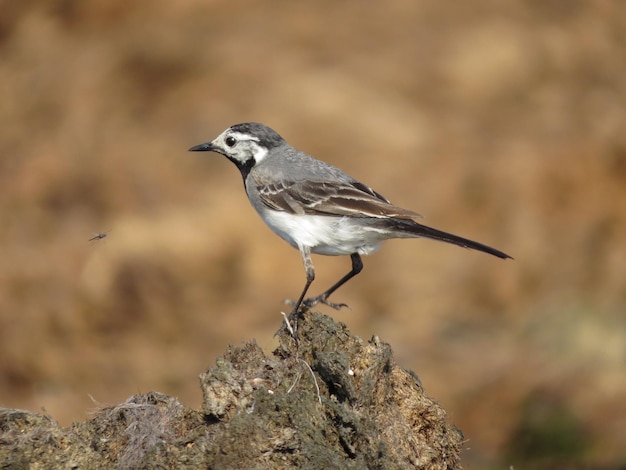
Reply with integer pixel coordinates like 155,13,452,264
1,1,625,468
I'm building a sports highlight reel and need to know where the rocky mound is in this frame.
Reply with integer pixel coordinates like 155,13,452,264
0,310,462,469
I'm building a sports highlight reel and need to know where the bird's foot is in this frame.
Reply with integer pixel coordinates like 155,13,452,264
303,295,350,311
285,296,349,311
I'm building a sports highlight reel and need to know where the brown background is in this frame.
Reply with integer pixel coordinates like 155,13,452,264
1,1,625,468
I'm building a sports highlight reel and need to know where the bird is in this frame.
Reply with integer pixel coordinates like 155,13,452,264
189,122,512,317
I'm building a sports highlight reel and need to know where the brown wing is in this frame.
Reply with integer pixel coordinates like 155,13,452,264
257,180,423,219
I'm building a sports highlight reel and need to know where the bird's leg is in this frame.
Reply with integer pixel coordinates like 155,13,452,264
304,253,363,310
280,247,315,344
289,246,316,320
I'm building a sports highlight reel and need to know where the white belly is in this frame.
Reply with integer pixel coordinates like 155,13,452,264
260,210,383,256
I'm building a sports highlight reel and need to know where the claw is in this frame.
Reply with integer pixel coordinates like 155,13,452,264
286,295,351,312
303,295,350,311
321,299,350,310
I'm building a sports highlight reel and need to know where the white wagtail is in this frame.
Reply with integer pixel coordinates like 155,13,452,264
190,122,512,316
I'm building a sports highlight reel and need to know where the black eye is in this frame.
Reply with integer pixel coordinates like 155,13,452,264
225,136,236,147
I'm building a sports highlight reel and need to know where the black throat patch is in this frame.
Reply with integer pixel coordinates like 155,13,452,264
232,156,255,182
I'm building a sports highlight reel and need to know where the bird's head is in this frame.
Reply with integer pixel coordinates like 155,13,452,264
189,122,285,176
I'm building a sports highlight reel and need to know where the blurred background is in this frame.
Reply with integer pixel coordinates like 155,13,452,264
1,1,625,468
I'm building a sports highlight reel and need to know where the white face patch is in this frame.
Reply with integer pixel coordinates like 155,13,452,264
251,144,268,163
213,130,267,165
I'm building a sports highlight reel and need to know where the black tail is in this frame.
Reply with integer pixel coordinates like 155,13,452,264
384,218,513,260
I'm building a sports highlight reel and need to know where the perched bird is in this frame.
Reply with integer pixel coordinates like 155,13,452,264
189,122,511,316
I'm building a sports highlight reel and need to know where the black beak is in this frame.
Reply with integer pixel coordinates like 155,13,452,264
188,142,215,152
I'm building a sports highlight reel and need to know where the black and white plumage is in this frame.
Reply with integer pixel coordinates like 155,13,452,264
189,122,512,315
